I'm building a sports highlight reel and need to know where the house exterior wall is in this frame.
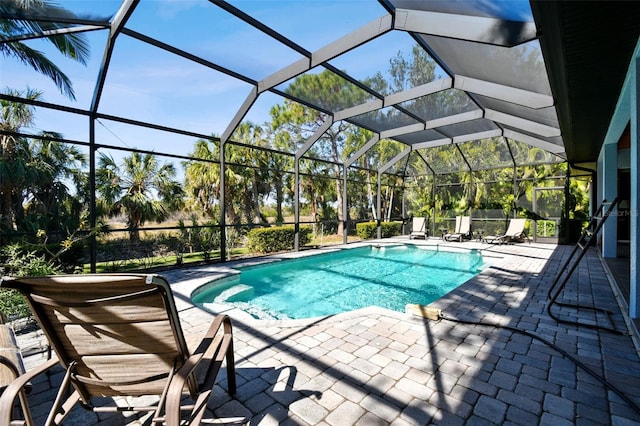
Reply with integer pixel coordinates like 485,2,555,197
600,39,640,318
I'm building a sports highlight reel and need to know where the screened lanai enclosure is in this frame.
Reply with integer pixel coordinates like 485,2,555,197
0,0,589,271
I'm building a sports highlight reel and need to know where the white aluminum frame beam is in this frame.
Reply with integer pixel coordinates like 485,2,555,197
221,87,258,143
381,123,425,139
503,129,565,154
232,14,392,145
295,119,334,159
393,8,537,47
452,129,502,144
412,138,452,149
334,78,453,121
374,110,484,142
259,58,311,94
485,109,561,138
258,14,392,94
455,75,554,109
426,109,483,129
380,147,411,174
91,0,139,112
312,14,393,67
383,78,453,106
345,135,380,168
334,100,384,122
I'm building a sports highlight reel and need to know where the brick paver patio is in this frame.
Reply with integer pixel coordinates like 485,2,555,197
12,239,640,425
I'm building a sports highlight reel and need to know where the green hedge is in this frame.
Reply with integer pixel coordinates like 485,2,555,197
356,221,402,239
247,225,312,254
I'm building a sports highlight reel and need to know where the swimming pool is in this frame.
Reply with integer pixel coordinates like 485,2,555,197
192,245,484,320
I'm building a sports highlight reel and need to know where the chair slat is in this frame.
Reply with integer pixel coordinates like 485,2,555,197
39,301,168,324
75,353,178,396
53,322,178,355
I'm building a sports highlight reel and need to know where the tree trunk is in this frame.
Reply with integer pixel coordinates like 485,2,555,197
330,133,344,236
335,172,344,236
275,174,284,224
367,172,377,221
10,193,25,232
251,173,262,224
310,192,318,235
129,227,140,243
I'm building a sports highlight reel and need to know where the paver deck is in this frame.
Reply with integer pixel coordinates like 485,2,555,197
10,238,640,425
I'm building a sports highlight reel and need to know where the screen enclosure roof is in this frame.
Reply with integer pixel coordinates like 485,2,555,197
5,0,635,176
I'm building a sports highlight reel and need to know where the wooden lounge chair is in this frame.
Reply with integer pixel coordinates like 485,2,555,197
409,216,428,239
0,274,239,426
484,218,530,244
444,216,471,242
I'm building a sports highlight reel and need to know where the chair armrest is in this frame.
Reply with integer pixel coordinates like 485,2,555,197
0,357,59,425
191,315,233,357
164,315,234,426
0,355,23,385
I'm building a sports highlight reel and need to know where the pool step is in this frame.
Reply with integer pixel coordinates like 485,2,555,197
214,284,254,303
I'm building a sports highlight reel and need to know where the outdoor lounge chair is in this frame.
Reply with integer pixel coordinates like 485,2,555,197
444,216,471,242
442,216,461,240
409,216,428,239
0,274,239,426
0,312,32,425
484,218,530,244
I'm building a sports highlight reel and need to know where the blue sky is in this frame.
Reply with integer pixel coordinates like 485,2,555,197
2,0,534,165
3,0,398,158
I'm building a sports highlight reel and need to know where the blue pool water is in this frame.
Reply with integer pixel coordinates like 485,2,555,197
192,245,484,320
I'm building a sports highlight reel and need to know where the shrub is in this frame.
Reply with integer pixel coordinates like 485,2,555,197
356,222,377,239
247,225,312,254
0,289,31,321
356,221,403,239
0,244,62,321
177,217,221,254
0,244,62,278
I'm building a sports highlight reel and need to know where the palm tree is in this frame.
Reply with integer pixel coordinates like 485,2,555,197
0,89,89,240
23,132,88,234
267,127,294,224
183,139,222,220
0,88,41,235
231,122,270,224
183,138,246,225
96,152,183,242
0,0,90,100
184,124,272,226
